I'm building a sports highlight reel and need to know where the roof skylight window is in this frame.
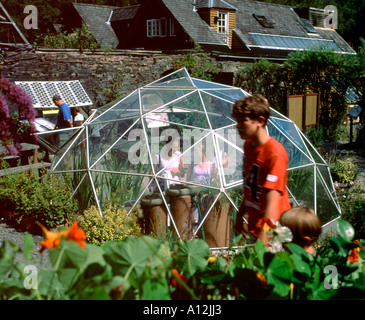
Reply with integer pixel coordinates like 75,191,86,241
252,13,275,28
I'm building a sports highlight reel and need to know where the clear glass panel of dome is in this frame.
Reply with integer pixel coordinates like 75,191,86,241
192,78,232,89
87,118,139,166
203,88,248,104
287,166,315,208
215,134,244,187
315,170,341,225
269,117,307,151
301,132,327,165
270,107,291,120
190,187,220,236
52,129,88,172
93,92,140,122
316,164,337,197
140,88,194,114
267,122,313,168
146,68,194,88
91,171,152,208
225,185,244,211
91,120,152,176
201,92,237,129
184,134,221,189
71,171,96,212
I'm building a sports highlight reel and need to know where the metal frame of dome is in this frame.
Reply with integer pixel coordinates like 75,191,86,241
47,68,341,246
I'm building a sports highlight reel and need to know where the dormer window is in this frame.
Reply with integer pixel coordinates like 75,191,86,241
253,13,275,28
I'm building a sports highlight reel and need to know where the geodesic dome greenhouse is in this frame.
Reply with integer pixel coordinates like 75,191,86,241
49,68,341,247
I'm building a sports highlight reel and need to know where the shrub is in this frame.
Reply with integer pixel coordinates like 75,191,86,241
77,204,141,246
337,186,365,240
332,156,358,184
0,169,77,231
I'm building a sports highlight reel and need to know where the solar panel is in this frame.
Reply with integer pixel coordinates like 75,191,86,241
249,33,343,52
14,80,93,109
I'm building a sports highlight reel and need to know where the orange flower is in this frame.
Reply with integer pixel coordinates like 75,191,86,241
256,272,268,288
68,221,86,248
37,221,86,252
256,217,277,232
171,269,186,289
347,240,363,264
207,256,218,263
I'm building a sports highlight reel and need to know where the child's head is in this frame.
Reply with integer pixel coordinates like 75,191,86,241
279,206,322,249
231,94,271,126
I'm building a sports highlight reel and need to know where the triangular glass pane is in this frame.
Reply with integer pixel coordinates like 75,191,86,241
201,92,237,129
315,168,341,224
269,117,306,151
301,132,327,165
140,88,194,114
267,123,313,168
215,133,244,187
161,92,209,128
146,68,194,88
270,107,290,120
184,134,221,189
203,88,248,103
94,92,140,122
89,118,143,168
52,129,87,172
192,78,232,89
287,166,315,208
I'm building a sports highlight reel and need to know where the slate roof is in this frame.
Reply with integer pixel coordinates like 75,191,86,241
110,5,140,22
160,0,228,47
72,3,120,48
227,0,355,54
195,0,237,10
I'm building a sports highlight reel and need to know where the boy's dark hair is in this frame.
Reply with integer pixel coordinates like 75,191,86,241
231,94,271,125
53,95,62,102
279,206,322,248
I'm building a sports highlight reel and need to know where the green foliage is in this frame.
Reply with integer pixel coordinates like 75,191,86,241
337,187,365,240
34,22,101,51
77,205,141,246
0,169,77,229
332,155,358,184
305,125,324,149
235,58,287,113
172,43,220,80
235,49,359,141
0,219,364,300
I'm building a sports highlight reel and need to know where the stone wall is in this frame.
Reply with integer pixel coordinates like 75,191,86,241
0,49,246,112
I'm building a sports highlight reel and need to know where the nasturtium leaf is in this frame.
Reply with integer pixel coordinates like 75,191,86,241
176,239,209,276
266,255,292,297
104,236,163,278
337,219,355,242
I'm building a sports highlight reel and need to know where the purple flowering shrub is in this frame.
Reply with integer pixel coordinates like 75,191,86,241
0,78,36,155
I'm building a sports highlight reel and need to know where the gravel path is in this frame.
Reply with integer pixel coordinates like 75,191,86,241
0,221,52,270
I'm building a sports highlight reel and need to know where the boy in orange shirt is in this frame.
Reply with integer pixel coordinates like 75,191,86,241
232,94,291,241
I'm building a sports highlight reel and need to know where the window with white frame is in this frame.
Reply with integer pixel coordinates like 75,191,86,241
147,18,167,37
217,12,229,44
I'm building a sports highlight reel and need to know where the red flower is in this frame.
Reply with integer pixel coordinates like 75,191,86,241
170,269,186,289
